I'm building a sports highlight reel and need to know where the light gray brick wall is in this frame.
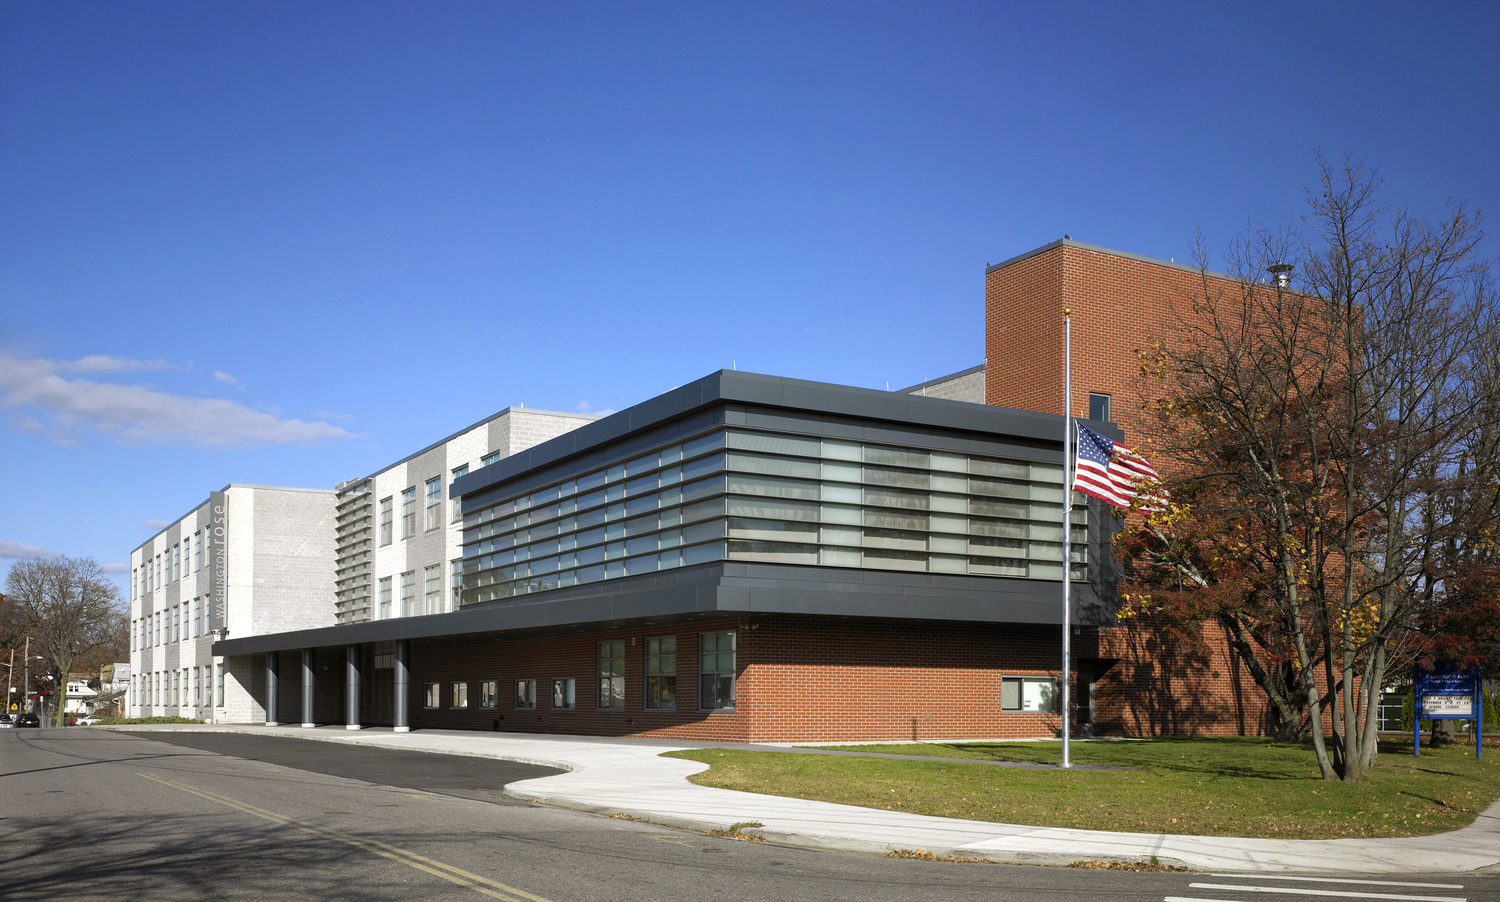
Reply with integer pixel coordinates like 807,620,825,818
900,365,986,404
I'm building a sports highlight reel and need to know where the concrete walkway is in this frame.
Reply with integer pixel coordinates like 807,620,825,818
112,724,1500,875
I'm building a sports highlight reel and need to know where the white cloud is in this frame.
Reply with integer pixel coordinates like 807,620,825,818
62,356,179,374
140,520,172,531
213,370,244,390
575,402,616,417
101,562,130,574
0,352,355,447
0,540,60,560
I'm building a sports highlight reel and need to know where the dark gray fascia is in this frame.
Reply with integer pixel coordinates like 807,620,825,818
211,561,1098,657
450,370,1080,501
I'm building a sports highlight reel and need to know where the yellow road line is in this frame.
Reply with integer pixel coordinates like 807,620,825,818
138,772,552,902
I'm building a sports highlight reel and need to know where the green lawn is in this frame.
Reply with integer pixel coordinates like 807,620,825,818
664,737,1497,839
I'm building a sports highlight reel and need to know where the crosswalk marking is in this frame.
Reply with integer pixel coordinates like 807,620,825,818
1206,875,1465,890
1178,882,1464,902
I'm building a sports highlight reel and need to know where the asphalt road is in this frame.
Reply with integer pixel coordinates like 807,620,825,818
1,727,1494,902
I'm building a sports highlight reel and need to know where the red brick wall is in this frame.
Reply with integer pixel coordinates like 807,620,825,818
984,243,1292,739
985,243,1229,426
405,616,1096,742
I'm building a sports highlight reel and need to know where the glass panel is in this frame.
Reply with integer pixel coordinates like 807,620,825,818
971,556,1028,577
683,431,726,459
681,541,724,565
931,451,966,473
863,487,929,510
971,498,1028,519
930,553,966,573
728,431,819,458
863,510,928,530
821,439,861,461
862,528,927,551
972,535,1025,557
728,452,818,480
820,525,861,546
820,460,862,483
821,502,861,524
727,496,818,520
971,478,1029,499
930,534,967,554
626,452,659,476
862,549,927,571
971,458,1030,479
864,466,930,490
726,474,817,500
864,446,928,468
821,483,861,504
971,517,1027,538
660,444,682,465
819,546,862,566
727,540,818,564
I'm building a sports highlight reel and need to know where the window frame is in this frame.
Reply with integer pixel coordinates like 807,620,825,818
401,488,417,538
424,682,441,709
426,477,442,531
597,640,625,710
551,677,576,710
698,630,737,712
379,497,394,545
515,679,537,710
645,636,677,710
451,681,468,709
1000,675,1058,713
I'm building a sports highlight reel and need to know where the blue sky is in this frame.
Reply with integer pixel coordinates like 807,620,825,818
2,1,1496,594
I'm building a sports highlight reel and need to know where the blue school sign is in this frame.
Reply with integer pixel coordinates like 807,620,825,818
1414,666,1483,760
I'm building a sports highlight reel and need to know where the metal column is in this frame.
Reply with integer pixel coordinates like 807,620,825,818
345,645,362,730
300,649,315,728
393,640,410,733
264,653,278,726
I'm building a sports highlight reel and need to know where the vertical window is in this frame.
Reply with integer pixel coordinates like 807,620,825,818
452,466,469,520
515,679,536,709
401,571,416,617
450,559,463,609
1088,392,1111,423
193,668,201,706
131,568,137,600
401,487,417,538
379,498,394,545
597,640,625,709
645,636,676,710
481,451,502,467
479,680,498,708
551,677,576,710
699,631,737,711
173,606,180,642
452,682,469,708
424,564,441,615
426,477,442,531
215,664,224,707
424,682,440,708
195,531,203,570
378,577,392,619
174,543,182,581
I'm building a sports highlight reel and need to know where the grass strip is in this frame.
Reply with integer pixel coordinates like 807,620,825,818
665,737,1498,839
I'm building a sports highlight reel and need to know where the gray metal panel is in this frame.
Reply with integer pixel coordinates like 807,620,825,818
214,559,1101,657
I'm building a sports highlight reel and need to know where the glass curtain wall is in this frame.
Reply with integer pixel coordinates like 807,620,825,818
459,427,1087,607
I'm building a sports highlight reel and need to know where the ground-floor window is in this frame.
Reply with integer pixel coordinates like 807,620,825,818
1001,675,1056,712
515,679,536,709
479,680,498,708
699,631,736,711
551,677,575,710
597,640,625,709
424,682,440,708
451,682,468,708
646,636,676,710
215,663,224,707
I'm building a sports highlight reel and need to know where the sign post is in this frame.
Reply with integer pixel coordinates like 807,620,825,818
1413,666,1483,760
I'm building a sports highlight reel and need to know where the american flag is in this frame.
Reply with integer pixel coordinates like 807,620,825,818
1072,423,1167,511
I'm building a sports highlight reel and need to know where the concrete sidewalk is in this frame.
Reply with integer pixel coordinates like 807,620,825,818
113,723,1500,875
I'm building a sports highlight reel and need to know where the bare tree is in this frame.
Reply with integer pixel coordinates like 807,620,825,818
3,557,126,727
1124,154,1495,780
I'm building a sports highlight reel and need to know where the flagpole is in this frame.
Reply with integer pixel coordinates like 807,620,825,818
1061,308,1072,769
